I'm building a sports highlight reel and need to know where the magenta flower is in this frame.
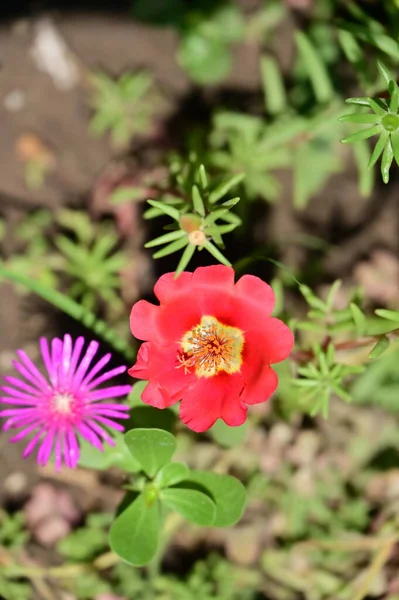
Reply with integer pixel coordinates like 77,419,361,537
0,335,131,469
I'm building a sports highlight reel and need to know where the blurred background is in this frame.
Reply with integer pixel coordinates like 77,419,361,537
1,1,399,599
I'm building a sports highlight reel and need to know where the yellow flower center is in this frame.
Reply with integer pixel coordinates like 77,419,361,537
178,316,244,378
53,393,74,414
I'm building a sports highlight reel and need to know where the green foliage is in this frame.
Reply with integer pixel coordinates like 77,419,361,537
109,428,246,565
340,61,399,183
133,0,244,85
54,209,126,315
89,71,158,146
0,510,28,550
144,157,242,273
294,343,364,418
0,265,135,361
351,348,399,412
58,513,113,561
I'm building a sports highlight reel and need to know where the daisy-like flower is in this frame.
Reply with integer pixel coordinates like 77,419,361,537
129,265,294,432
0,335,131,469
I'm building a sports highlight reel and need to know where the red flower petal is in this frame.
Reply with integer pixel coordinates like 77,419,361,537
192,265,235,318
141,381,178,409
241,365,278,406
130,300,160,342
179,373,244,432
233,274,275,330
154,272,193,303
157,297,201,343
128,343,150,380
256,318,294,363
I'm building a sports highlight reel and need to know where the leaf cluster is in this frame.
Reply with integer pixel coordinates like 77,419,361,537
108,427,246,566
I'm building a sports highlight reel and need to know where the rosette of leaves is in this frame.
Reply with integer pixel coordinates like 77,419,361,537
340,61,399,183
54,209,126,313
143,160,243,276
104,427,246,566
89,71,157,146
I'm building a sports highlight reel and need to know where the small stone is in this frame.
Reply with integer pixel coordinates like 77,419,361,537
4,90,25,112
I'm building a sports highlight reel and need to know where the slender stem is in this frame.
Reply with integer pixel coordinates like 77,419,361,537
352,537,395,600
291,329,399,364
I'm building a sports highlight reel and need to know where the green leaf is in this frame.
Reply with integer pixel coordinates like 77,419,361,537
381,138,394,183
174,243,196,278
186,471,246,527
198,164,208,191
204,241,231,266
160,488,216,526
261,54,287,115
209,419,248,448
295,31,333,103
390,131,399,167
145,230,186,248
109,492,159,566
349,302,366,334
177,33,231,85
192,185,206,216
109,186,145,205
154,463,190,488
368,98,388,117
346,97,374,107
209,174,245,203
352,139,374,197
375,309,399,322
376,60,392,87
78,433,140,472
124,428,176,477
389,80,399,113
369,336,390,360
339,113,379,124
147,200,180,220
152,236,188,259
368,130,389,169
341,124,381,144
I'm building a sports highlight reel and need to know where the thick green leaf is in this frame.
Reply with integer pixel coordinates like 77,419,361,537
175,243,196,278
209,174,245,203
339,113,379,124
124,428,176,477
160,488,216,526
186,471,246,527
109,493,159,566
381,138,394,183
145,230,185,248
369,336,390,360
368,130,389,169
146,200,180,220
295,31,333,103
349,302,366,334
154,462,190,488
204,241,231,266
341,124,381,144
192,185,206,216
376,60,393,87
261,54,287,115
152,236,188,259
375,308,399,322
352,138,374,197
390,131,399,167
209,419,248,448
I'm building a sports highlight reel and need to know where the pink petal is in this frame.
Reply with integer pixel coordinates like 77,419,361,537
66,337,85,386
15,350,49,389
4,376,42,396
86,385,131,401
71,341,99,390
82,353,112,386
85,366,127,390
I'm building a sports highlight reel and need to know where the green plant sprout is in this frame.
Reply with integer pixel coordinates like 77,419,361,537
144,157,243,275
89,71,158,146
340,61,399,183
54,209,126,314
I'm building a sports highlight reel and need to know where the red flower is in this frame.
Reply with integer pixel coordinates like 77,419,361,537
129,266,294,432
